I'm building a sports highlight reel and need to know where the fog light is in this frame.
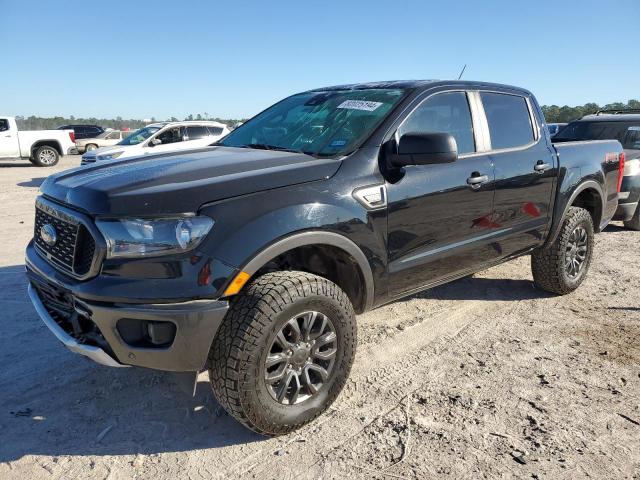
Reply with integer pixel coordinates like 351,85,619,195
145,321,176,346
117,318,176,348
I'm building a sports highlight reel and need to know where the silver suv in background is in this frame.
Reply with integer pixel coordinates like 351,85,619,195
81,121,230,165
553,110,640,229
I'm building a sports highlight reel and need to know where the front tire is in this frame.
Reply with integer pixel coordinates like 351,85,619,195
208,271,357,436
32,145,60,167
531,207,594,295
623,204,640,231
85,144,98,152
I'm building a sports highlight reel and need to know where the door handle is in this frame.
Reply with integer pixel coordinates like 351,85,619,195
534,161,551,173
3,134,11,138
466,173,489,190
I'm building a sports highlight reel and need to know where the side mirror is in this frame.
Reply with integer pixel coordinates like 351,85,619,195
149,138,162,146
390,132,458,167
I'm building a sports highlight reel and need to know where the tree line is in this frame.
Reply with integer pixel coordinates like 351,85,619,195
13,100,640,131
15,114,246,131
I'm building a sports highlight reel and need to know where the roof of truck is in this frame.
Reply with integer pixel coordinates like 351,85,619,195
305,79,531,94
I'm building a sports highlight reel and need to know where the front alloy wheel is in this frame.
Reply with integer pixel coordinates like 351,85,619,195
208,271,356,436
265,311,337,405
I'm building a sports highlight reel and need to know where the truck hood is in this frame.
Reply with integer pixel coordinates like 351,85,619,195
41,147,341,216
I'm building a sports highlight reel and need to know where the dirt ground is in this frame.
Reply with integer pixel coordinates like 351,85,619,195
1,155,638,479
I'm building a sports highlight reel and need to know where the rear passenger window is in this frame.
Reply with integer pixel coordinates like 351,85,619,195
481,93,535,150
186,126,209,140
399,92,475,154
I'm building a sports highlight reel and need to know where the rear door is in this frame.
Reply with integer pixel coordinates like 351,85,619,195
386,91,498,297
185,125,215,147
480,92,556,257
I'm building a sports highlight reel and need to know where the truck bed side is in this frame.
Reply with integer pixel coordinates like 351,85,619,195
547,139,623,242
17,129,75,158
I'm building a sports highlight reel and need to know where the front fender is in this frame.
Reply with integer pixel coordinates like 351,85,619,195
198,182,387,309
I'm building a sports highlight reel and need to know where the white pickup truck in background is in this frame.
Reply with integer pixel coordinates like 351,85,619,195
0,116,76,166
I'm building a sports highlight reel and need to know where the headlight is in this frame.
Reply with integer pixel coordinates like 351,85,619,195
96,151,124,161
96,216,214,258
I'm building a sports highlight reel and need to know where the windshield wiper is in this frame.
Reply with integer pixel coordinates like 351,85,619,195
243,144,318,157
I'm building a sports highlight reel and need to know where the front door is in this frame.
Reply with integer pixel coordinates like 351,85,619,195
386,91,497,298
146,126,186,155
0,118,20,158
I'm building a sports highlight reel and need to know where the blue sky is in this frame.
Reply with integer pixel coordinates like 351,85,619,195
1,0,638,119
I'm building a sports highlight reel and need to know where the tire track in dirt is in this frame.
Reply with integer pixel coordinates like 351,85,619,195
217,298,501,478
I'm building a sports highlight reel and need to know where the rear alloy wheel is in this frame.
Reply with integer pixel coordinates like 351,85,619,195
208,271,356,436
32,145,59,167
532,206,594,294
564,226,588,279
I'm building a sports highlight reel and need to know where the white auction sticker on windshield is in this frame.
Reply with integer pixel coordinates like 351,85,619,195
337,100,383,112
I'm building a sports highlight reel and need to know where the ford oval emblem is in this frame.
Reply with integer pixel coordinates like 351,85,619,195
40,224,57,246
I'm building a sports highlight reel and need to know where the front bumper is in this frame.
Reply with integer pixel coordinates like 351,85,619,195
26,254,230,372
28,284,127,367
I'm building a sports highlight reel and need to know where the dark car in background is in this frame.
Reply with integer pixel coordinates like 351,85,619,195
56,124,105,140
553,110,640,229
547,122,567,137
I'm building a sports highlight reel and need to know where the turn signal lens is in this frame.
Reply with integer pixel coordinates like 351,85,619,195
224,271,251,296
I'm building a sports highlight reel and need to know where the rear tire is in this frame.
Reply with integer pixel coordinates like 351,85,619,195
208,271,356,436
85,144,98,151
623,205,640,231
531,207,594,295
32,145,59,167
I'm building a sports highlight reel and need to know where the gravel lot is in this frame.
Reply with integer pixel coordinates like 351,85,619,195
1,155,639,479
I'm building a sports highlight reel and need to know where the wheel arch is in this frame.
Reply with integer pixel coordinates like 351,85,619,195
546,180,605,246
31,140,63,157
237,231,375,314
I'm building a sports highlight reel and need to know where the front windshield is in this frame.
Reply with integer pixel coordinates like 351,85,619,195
118,126,161,146
554,121,640,150
219,88,407,157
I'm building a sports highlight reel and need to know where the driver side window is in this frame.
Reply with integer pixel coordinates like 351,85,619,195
157,127,184,145
399,92,476,155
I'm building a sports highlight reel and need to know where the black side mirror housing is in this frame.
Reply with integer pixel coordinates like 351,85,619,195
390,132,458,167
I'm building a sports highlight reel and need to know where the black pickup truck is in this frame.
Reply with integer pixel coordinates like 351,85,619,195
26,80,624,436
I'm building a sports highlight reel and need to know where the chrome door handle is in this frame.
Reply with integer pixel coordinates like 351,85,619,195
466,173,489,190
534,161,551,173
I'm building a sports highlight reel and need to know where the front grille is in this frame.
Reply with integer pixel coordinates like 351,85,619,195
34,202,97,277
